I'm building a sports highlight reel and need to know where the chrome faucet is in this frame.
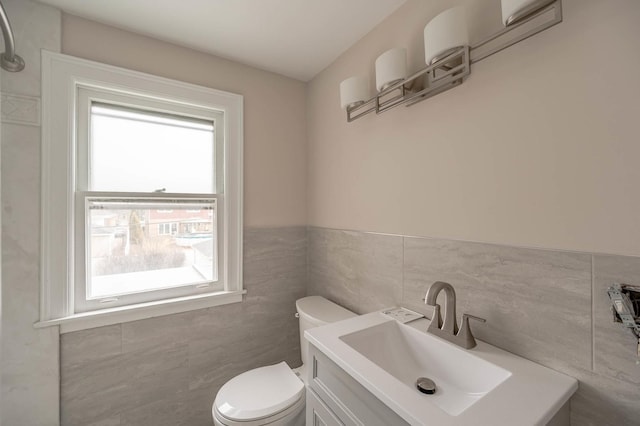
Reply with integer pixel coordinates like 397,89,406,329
424,281,486,349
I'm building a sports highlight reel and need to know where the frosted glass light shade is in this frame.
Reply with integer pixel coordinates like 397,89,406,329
501,0,554,26
339,76,369,109
375,48,407,91
423,7,469,65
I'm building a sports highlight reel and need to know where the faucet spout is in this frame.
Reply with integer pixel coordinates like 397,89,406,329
424,281,458,334
423,281,486,349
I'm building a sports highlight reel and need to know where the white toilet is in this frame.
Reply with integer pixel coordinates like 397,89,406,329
212,296,356,426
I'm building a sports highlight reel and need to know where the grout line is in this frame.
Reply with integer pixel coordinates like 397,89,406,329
591,254,595,372
119,323,124,355
305,227,309,297
305,225,640,259
401,236,405,305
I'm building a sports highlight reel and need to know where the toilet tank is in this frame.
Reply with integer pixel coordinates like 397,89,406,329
296,296,356,366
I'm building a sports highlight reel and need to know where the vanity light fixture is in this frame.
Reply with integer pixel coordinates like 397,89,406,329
340,0,562,122
424,7,469,66
375,48,408,91
339,76,369,110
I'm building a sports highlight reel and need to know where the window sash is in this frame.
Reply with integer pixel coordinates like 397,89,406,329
76,86,225,195
75,192,225,312
75,88,228,314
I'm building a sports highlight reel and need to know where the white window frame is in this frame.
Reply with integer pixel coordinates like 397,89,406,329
37,51,244,333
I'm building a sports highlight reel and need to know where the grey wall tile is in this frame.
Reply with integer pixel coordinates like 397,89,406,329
189,302,298,402
62,381,127,426
567,366,640,426
308,227,402,314
83,415,122,426
61,344,188,424
243,226,307,289
121,310,196,354
61,324,122,368
0,2,61,424
64,366,190,426
243,226,307,313
403,237,592,371
61,345,187,401
592,254,640,385
120,391,190,426
183,387,224,426
119,366,190,411
61,226,306,426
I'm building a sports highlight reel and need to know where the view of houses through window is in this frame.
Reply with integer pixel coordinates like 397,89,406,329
88,201,217,299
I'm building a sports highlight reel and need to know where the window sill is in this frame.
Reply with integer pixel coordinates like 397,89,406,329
34,290,246,334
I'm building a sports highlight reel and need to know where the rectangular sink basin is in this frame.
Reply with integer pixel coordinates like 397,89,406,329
339,320,511,416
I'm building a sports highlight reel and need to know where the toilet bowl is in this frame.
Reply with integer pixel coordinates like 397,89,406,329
212,296,356,426
212,362,305,426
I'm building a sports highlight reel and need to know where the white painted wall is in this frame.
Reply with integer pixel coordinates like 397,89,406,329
307,0,640,256
62,14,308,228
0,1,61,424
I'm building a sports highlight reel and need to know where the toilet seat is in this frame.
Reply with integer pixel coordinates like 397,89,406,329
213,362,304,425
213,394,304,426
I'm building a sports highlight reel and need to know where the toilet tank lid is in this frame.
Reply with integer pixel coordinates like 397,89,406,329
296,296,355,324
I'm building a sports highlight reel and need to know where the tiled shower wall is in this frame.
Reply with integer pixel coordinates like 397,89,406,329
60,227,306,426
1,1,61,424
308,227,640,426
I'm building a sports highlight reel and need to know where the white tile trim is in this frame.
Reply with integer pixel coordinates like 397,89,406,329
1,92,40,126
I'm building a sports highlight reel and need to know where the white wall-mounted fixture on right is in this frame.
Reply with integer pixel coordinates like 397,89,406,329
340,0,562,122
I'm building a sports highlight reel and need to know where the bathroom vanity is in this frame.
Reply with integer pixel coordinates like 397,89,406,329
305,311,577,426
306,343,408,425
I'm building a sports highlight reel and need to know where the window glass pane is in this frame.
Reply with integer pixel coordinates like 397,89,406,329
87,198,217,299
90,103,214,193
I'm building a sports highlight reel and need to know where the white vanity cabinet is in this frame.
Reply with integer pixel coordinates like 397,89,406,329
305,313,576,426
306,343,409,426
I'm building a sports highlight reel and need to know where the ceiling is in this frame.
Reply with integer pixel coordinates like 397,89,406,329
37,0,408,81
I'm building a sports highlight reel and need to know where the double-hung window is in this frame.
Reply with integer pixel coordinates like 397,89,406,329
39,52,243,332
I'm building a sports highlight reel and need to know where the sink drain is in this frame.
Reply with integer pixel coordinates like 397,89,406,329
416,377,436,395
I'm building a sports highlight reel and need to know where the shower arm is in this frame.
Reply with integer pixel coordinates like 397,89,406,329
0,0,24,72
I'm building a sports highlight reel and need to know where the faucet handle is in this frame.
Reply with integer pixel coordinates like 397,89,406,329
463,313,486,324
457,313,486,349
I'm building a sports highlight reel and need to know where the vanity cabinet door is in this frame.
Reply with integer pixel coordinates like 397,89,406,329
307,388,344,426
309,345,409,426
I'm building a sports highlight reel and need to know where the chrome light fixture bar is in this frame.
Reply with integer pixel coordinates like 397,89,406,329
348,47,470,122
344,0,562,123
471,0,561,64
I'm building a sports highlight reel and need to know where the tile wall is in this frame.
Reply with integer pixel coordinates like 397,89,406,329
308,227,640,426
52,228,640,426
60,227,307,426
0,1,61,424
